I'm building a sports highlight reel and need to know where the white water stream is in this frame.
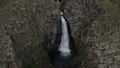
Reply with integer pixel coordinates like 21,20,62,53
58,12,71,56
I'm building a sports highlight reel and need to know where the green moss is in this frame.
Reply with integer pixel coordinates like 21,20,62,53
38,49,48,62
75,39,86,59
29,63,39,68
74,36,97,68
26,41,51,68
28,50,48,68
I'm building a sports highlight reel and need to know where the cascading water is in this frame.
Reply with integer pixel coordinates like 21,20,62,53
59,11,71,56
50,11,75,68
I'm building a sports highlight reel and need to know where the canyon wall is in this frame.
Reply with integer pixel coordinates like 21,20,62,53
0,0,120,68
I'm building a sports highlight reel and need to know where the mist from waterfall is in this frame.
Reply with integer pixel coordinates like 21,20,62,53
59,12,71,56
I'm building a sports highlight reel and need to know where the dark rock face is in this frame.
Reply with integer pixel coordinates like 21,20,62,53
62,0,103,68
0,0,60,68
63,0,120,68
0,0,120,68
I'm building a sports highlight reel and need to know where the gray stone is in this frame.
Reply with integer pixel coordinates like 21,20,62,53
98,64,108,68
114,55,120,62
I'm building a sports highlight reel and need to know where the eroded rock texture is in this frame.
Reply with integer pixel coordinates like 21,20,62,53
0,0,60,68
0,0,120,68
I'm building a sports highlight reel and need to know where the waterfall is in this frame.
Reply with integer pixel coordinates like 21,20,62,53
59,12,71,56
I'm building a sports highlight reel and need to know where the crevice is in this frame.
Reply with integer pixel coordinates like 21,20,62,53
54,0,62,2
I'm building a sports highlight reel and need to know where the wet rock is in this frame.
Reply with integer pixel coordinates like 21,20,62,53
0,0,120,68
98,64,107,68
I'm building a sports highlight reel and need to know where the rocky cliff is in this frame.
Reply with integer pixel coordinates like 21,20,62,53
0,0,120,68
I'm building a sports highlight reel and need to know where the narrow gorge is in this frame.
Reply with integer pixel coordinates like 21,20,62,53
0,0,120,68
50,11,75,68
